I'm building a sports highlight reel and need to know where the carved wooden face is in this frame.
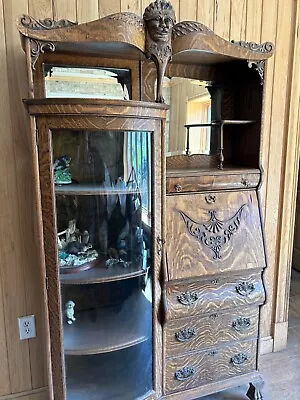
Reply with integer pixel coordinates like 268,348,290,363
146,13,174,43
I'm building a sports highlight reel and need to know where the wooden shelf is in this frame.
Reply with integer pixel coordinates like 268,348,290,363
60,261,146,285
55,183,139,196
64,291,151,355
184,120,256,128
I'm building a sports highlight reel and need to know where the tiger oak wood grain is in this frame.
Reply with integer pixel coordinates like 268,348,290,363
166,170,260,193
165,306,259,357
165,339,257,394
165,271,265,321
166,190,266,280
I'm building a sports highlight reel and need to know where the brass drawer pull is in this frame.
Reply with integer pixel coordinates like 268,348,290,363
208,349,218,356
177,291,199,306
232,317,251,332
175,328,196,342
175,367,195,381
231,353,249,366
174,184,182,192
235,282,255,296
209,313,219,319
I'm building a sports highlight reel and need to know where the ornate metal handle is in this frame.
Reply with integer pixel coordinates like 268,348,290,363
232,317,251,332
177,291,199,305
175,328,196,342
209,313,219,319
174,184,182,192
211,279,219,285
175,367,195,381
208,349,218,356
205,194,216,204
235,282,255,297
231,353,248,366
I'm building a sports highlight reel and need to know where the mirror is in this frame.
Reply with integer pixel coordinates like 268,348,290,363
162,77,214,155
44,65,132,100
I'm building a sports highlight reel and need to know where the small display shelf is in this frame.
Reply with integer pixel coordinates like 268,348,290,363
64,291,151,355
55,183,140,196
61,261,147,285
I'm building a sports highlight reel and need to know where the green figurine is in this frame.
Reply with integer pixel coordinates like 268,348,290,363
53,155,72,185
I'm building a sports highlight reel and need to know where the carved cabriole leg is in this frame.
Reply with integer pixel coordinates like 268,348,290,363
246,381,264,400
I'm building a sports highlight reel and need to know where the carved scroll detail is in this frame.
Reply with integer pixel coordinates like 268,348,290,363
248,60,265,85
20,14,77,30
30,39,55,70
107,13,144,30
232,317,251,332
231,40,274,53
180,205,246,260
177,291,199,306
231,353,249,366
172,21,210,38
143,0,176,103
175,327,196,342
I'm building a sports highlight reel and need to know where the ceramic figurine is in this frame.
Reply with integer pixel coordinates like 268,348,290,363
53,155,72,185
65,300,76,324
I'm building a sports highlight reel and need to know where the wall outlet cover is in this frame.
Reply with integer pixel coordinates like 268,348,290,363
18,315,36,340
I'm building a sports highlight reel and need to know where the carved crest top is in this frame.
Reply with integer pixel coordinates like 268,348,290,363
17,0,274,63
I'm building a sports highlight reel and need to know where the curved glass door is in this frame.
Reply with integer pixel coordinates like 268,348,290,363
51,129,153,399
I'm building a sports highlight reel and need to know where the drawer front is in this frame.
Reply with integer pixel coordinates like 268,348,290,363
166,172,260,194
166,190,266,280
165,307,259,357
166,271,265,320
165,339,257,394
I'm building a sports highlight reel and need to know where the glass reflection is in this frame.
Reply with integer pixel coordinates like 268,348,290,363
51,129,153,399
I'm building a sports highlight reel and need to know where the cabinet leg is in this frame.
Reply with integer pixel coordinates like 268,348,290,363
246,381,264,400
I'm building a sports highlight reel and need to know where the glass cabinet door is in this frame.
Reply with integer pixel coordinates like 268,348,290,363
51,129,153,400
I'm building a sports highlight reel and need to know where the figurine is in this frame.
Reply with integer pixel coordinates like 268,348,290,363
57,220,98,271
65,300,76,325
53,155,72,185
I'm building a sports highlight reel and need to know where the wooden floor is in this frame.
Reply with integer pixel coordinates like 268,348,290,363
201,269,300,400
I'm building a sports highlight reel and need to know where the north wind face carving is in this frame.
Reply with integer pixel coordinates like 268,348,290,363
180,205,246,260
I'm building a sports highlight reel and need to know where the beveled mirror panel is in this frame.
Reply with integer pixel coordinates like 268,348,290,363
162,77,214,155
44,65,132,100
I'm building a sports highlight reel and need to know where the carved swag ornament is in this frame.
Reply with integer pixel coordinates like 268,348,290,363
180,205,246,260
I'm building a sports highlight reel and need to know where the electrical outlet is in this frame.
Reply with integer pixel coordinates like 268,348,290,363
18,315,36,340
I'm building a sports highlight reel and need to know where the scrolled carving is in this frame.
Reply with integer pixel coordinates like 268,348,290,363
231,353,249,366
235,282,255,297
172,21,210,38
175,327,196,342
20,14,77,30
231,40,274,53
177,291,199,306
143,0,176,103
232,317,251,332
30,39,55,70
248,60,265,85
175,367,195,381
180,205,246,260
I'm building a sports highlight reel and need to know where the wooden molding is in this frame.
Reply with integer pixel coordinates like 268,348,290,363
273,321,289,352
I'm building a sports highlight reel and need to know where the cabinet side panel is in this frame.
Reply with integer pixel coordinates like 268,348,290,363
37,120,66,400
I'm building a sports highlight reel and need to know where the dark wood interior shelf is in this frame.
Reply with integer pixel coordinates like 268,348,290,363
55,183,139,196
64,291,151,355
60,261,146,285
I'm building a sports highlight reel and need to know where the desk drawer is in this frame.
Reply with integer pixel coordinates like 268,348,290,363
165,339,257,394
166,271,265,320
165,306,259,357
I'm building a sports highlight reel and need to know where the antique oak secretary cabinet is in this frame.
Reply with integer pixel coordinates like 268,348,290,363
17,1,274,399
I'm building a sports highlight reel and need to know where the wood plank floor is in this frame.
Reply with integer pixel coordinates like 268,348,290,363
200,269,300,400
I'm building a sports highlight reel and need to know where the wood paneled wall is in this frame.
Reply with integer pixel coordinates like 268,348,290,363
0,0,299,398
